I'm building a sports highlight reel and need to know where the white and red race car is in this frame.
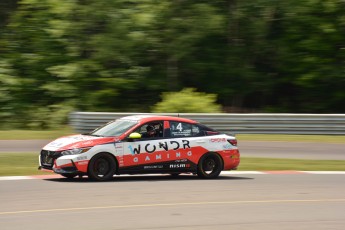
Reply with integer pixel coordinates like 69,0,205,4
39,115,240,181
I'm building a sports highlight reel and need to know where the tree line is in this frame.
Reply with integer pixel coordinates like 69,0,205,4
0,0,344,128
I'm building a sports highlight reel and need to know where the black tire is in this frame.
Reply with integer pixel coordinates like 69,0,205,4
88,153,116,181
197,153,223,179
170,173,180,177
61,173,77,179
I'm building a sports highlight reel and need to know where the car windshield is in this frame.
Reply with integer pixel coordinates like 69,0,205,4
89,119,138,137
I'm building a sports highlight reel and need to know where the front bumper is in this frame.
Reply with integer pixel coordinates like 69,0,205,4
39,164,83,175
39,150,61,170
39,150,89,174
53,166,80,174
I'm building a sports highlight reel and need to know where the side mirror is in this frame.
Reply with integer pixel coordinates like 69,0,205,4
128,132,142,139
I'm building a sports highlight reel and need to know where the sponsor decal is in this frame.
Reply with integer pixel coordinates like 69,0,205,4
115,143,124,155
132,150,192,163
222,143,232,150
210,138,226,143
175,158,188,163
128,140,191,155
77,156,87,160
118,156,124,167
118,159,197,173
144,165,163,169
171,131,191,136
169,163,191,168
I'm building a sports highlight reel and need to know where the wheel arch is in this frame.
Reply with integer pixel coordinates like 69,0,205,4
88,151,119,174
198,151,225,170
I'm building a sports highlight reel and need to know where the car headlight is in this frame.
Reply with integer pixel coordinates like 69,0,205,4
61,147,91,156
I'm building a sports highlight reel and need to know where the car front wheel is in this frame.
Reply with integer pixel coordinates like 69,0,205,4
88,153,116,181
197,153,223,179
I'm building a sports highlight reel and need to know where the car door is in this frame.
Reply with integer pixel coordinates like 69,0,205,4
121,120,167,173
167,120,205,170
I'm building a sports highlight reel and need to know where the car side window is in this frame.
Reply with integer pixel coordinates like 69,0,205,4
134,121,164,139
192,125,202,136
170,121,201,137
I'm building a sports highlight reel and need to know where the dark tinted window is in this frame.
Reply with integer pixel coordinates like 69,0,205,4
134,121,164,138
170,121,201,137
197,124,220,135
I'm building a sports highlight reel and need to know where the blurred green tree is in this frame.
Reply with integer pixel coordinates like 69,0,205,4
0,0,19,29
0,0,344,129
274,0,345,112
152,88,222,113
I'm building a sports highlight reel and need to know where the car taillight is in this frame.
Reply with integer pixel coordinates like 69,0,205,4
227,139,237,146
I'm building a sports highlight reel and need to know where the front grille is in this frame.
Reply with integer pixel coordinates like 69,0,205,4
40,150,62,169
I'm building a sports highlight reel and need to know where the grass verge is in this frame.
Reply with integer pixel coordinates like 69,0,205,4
236,134,345,143
0,153,52,176
0,127,75,140
1,153,345,176
239,157,345,171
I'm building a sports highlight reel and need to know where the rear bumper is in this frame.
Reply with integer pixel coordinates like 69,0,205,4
220,149,240,170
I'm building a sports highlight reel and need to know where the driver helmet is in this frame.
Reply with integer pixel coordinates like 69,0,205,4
146,125,156,136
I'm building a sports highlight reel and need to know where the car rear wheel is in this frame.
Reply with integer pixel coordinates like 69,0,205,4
197,153,223,179
88,153,116,181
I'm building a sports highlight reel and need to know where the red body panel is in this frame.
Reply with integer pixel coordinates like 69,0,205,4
57,137,116,151
40,115,240,179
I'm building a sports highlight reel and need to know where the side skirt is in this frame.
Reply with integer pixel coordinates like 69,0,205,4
118,160,197,175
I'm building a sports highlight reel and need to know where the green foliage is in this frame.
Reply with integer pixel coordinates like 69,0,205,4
152,88,222,113
25,102,75,129
0,0,344,129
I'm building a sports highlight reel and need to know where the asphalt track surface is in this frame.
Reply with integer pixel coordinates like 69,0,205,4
1,139,345,160
1,173,345,230
1,139,344,229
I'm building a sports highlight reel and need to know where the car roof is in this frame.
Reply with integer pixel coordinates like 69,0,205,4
119,115,198,124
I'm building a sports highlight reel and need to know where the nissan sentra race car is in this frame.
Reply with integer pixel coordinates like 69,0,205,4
39,115,240,181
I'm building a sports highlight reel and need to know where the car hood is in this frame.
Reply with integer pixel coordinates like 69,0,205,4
42,134,117,151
